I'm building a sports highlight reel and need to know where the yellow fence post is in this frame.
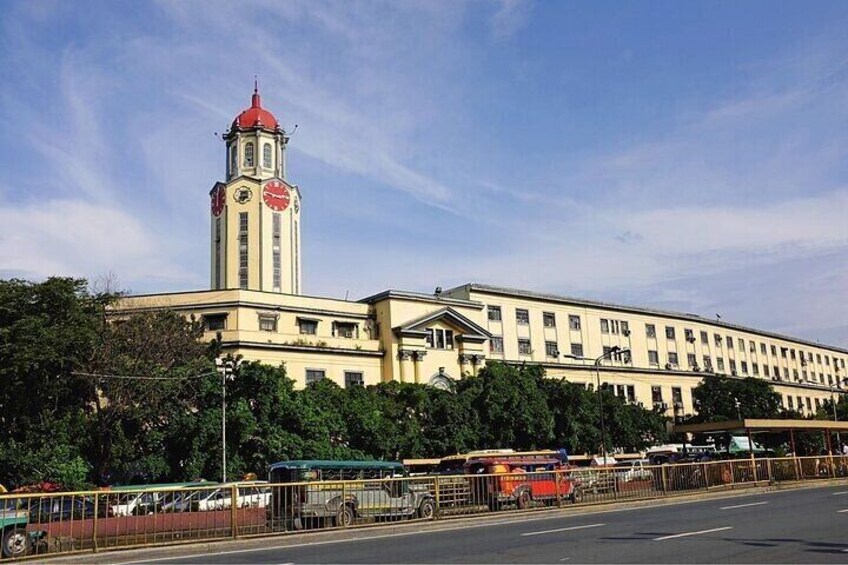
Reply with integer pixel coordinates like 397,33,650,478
92,491,99,553
231,484,239,539
555,470,562,508
434,478,441,519
661,464,668,494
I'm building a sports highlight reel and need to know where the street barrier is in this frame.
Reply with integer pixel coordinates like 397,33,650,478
1,455,846,561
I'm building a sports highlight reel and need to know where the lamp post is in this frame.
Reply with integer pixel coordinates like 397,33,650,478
563,346,630,464
829,379,846,449
215,357,237,483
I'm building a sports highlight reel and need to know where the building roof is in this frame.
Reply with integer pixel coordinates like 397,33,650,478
447,283,848,355
358,289,482,309
393,307,491,340
231,85,279,131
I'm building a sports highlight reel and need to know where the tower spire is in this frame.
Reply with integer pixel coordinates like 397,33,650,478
251,76,260,108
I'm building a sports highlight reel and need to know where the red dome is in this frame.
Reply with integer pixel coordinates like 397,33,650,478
231,86,279,131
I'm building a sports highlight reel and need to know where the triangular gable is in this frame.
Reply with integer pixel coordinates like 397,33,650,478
393,307,491,342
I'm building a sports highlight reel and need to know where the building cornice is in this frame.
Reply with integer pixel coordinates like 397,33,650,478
112,298,370,320
220,340,384,358
358,289,483,309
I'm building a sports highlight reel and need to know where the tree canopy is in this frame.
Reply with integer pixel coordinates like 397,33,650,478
0,277,669,489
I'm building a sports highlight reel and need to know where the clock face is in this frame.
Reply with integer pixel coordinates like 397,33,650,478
263,180,291,212
211,185,226,217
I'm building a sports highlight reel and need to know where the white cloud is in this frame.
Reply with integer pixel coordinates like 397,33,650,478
490,0,532,40
0,200,195,286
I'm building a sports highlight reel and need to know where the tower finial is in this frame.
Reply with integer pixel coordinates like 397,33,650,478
251,76,261,108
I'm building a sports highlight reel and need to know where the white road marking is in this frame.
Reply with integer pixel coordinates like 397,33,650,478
837,509,848,513
720,501,768,510
653,526,733,541
521,523,606,537
833,491,848,495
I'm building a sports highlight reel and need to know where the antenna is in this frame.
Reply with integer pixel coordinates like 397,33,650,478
213,132,226,143
288,124,299,137
344,290,350,301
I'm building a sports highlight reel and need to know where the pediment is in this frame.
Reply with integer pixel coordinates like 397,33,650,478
393,307,491,342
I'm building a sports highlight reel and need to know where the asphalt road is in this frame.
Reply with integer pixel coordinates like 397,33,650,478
142,485,848,564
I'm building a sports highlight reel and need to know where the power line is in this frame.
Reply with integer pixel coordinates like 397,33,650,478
73,371,216,381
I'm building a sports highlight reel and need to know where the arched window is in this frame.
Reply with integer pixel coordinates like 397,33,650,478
229,145,237,175
263,143,272,169
244,142,254,167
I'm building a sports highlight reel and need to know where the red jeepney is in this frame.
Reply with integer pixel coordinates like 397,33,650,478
464,457,581,510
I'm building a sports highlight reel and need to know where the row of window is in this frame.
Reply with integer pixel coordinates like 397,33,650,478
230,141,276,172
305,369,364,388
486,305,845,372
487,306,582,330
203,314,360,339
786,395,823,413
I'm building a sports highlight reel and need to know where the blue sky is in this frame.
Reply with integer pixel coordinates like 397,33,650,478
1,0,847,346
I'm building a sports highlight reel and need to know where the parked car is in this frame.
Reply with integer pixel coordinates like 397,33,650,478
28,497,106,524
613,459,653,482
1,497,31,558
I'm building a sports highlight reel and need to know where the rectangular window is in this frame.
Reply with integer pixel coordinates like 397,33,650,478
258,314,277,332
688,353,697,368
621,321,630,335
761,343,767,355
781,347,787,359
806,398,812,411
490,337,504,353
305,369,325,385
726,336,734,349
825,356,830,366
648,350,659,365
715,334,723,346
427,328,453,349
344,371,364,388
773,366,780,378
518,339,532,355
790,349,796,361
797,396,803,411
214,218,222,289
700,331,709,345
672,387,683,405
569,315,581,331
651,386,663,404
752,363,759,376
738,338,745,351
272,213,281,292
335,322,358,339
601,319,610,333
203,314,227,331
665,326,676,340
817,353,822,364
793,369,799,380
487,306,502,322
545,341,559,357
646,324,656,339
668,352,679,367
516,309,529,325
571,343,584,357
298,319,318,335
784,367,790,379
685,329,694,342
741,361,748,374
730,360,737,374
611,320,620,335
543,312,556,327
787,396,794,410
717,358,725,372
626,385,636,402
763,365,770,377
603,345,612,356
238,212,249,289
703,356,712,370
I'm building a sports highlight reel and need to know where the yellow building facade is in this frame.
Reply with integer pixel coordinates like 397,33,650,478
118,90,847,419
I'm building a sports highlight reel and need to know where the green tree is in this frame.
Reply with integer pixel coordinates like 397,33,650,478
690,374,782,423
458,363,554,450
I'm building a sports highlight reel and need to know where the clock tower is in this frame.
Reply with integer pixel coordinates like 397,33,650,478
210,85,302,294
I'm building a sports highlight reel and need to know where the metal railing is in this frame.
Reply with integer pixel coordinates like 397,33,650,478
1,455,847,560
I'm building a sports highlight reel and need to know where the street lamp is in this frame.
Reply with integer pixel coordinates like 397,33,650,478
563,346,630,464
215,357,238,483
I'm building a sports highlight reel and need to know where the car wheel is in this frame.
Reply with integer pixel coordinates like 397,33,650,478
570,488,583,504
334,504,354,528
516,490,532,510
2,527,30,558
418,498,436,520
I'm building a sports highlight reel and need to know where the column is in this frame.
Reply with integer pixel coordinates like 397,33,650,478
412,350,427,384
